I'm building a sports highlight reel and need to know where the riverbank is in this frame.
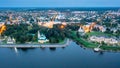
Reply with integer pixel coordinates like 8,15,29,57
70,31,120,51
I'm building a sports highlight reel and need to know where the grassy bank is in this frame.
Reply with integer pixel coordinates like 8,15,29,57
101,46,120,51
70,31,98,48
70,31,120,51
86,31,114,36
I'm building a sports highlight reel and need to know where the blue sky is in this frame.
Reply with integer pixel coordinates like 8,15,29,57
0,0,120,7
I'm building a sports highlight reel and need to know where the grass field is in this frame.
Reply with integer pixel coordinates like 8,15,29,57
86,31,114,36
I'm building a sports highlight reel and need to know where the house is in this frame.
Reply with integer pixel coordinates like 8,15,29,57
7,37,16,44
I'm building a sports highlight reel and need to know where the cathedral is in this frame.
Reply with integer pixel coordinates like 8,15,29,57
38,31,49,43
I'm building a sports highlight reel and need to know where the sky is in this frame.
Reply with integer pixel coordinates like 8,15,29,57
0,0,120,7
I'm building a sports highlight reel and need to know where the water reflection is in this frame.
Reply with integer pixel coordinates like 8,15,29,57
99,51,104,55
94,51,104,55
18,48,35,52
62,47,65,49
40,47,46,50
14,47,18,54
49,47,56,51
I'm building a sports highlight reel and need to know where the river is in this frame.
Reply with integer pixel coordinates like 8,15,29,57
0,41,120,68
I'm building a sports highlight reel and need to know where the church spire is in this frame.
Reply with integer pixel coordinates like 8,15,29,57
38,31,40,39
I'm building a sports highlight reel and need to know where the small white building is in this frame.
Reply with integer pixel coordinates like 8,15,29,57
78,27,84,33
7,37,16,44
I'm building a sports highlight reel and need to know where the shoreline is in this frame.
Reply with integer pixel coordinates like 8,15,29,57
70,31,120,51
0,39,70,48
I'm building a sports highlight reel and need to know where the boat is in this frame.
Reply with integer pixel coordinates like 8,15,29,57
94,48,101,52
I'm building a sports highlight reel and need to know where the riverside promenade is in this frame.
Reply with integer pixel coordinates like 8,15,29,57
0,39,70,48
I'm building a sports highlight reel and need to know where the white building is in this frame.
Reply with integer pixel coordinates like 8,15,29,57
38,31,49,43
78,27,84,33
89,36,118,45
7,37,16,44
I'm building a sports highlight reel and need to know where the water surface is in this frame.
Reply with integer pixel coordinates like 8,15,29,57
0,41,120,68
